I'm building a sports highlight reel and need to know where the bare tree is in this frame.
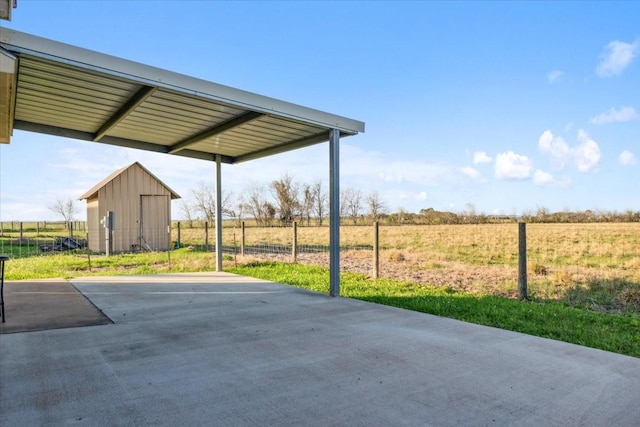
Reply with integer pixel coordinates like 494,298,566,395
270,173,300,226
264,202,276,226
300,184,315,226
190,183,232,224
341,187,362,225
49,199,79,226
365,190,388,224
394,207,409,224
461,202,477,224
339,189,349,221
225,197,245,227
243,185,269,226
311,180,328,226
180,200,196,228
191,183,215,223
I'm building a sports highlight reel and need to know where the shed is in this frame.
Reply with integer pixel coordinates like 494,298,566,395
79,162,180,253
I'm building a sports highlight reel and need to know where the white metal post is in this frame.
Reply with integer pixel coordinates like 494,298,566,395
329,129,340,296
215,154,223,272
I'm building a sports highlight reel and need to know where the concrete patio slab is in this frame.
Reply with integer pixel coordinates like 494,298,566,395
1,272,638,426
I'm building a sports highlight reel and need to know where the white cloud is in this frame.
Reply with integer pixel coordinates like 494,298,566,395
538,129,601,173
619,150,636,166
416,191,428,201
591,106,638,125
547,70,564,83
574,130,601,172
596,39,640,77
472,151,492,164
494,151,533,180
538,130,570,170
462,166,484,182
532,170,553,186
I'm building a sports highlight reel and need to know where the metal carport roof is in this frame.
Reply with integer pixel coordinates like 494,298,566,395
0,28,364,161
0,28,365,296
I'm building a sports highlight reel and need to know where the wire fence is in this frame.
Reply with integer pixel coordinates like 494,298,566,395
1,220,638,301
171,221,639,298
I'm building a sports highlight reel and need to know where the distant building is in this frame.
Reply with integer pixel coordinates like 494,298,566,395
79,162,180,253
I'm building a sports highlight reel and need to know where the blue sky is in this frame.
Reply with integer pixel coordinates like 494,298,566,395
1,1,639,221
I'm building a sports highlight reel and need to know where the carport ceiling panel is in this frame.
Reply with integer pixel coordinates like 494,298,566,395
189,117,325,156
15,55,139,133
105,89,246,145
190,117,331,158
17,57,338,156
248,115,328,140
215,115,329,146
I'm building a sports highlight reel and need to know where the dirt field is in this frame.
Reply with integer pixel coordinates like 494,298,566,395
226,223,639,307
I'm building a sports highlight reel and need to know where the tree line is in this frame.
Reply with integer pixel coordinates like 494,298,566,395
181,173,389,227
44,174,639,226
180,174,639,227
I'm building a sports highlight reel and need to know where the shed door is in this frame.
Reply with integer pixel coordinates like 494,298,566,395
139,195,170,251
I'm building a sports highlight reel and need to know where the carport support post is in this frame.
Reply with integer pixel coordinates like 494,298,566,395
329,128,340,297
215,154,223,272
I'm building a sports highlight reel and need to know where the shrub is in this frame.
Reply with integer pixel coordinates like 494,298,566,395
531,262,548,275
619,287,640,312
388,250,406,262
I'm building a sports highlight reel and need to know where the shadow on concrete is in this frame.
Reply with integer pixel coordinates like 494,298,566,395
0,279,112,334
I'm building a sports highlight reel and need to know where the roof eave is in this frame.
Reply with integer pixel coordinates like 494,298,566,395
0,28,365,135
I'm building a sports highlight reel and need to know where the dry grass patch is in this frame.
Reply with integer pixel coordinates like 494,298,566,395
238,222,639,311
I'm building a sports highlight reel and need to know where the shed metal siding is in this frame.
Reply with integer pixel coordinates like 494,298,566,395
140,195,171,251
86,197,100,252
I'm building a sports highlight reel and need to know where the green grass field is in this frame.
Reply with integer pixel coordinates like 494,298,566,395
1,222,638,357
229,262,640,358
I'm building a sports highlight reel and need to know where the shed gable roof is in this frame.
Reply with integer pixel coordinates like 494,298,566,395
79,161,181,201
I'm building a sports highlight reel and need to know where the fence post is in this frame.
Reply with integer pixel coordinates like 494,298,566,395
20,222,23,241
205,222,209,251
518,222,528,300
292,221,298,263
373,221,380,278
233,230,237,266
241,221,245,256
177,221,181,248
